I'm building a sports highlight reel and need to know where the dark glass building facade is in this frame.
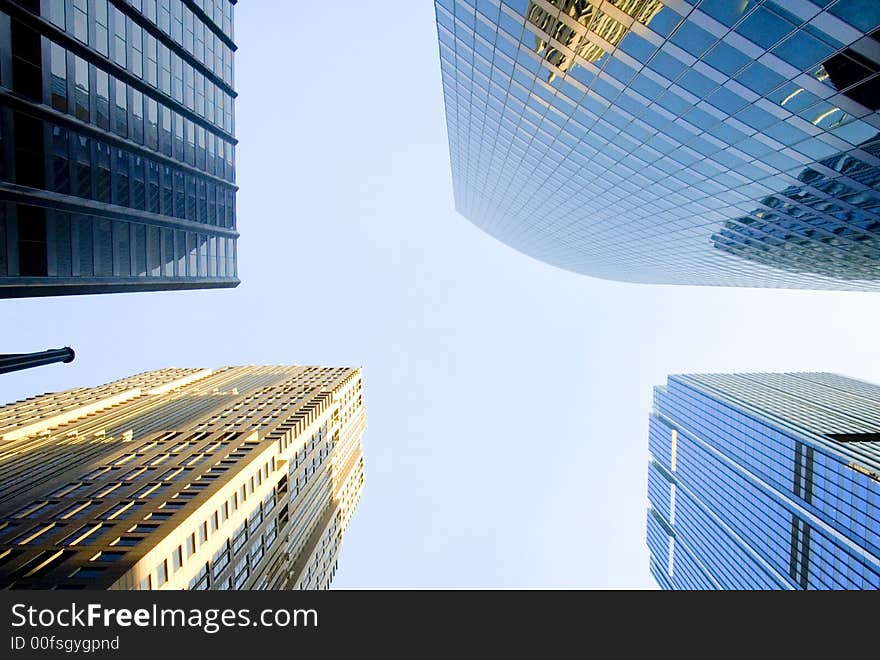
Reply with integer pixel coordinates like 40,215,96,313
434,0,880,289
0,0,238,297
647,372,880,589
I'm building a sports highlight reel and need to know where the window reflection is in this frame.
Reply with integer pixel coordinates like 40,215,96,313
712,136,880,281
526,0,663,82
820,29,880,111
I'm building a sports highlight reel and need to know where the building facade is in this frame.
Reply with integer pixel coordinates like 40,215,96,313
434,0,880,289
0,365,366,590
0,0,238,297
647,372,880,589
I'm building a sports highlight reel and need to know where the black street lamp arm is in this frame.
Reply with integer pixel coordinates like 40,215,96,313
0,348,76,375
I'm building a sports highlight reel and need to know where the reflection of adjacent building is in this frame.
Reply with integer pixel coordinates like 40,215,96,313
434,1,880,290
647,372,880,589
527,0,662,81
711,136,880,281
0,366,366,590
822,29,880,112
710,35,880,282
0,1,238,297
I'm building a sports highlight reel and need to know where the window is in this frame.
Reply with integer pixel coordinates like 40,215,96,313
95,0,109,55
59,501,97,520
12,501,50,519
232,557,248,589
156,559,169,587
12,523,60,545
72,0,88,44
198,521,208,543
112,6,127,66
113,79,128,137
49,43,67,112
211,542,229,577
249,539,263,566
58,524,104,547
74,135,91,198
72,567,107,580
91,551,125,562
231,522,247,555
186,533,196,557
189,564,208,590
247,505,262,535
100,501,143,520
73,56,89,121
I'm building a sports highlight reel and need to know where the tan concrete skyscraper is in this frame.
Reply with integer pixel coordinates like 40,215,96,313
0,365,366,590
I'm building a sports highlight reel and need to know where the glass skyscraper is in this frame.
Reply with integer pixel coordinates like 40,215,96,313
647,372,880,589
434,0,880,289
0,0,238,297
0,365,365,590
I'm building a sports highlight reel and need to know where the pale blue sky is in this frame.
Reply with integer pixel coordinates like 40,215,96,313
2,1,880,588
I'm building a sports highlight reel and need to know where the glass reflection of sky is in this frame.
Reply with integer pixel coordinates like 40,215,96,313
435,0,880,290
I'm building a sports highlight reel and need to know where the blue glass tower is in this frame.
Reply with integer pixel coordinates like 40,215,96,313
434,0,880,289
647,372,880,589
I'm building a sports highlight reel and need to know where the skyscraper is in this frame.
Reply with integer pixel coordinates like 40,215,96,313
434,0,880,289
0,0,238,297
0,365,366,590
646,372,880,589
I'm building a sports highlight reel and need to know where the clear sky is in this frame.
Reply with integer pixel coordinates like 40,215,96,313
2,1,880,589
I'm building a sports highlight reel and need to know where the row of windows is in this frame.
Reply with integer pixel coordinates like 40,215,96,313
185,0,234,41
666,378,880,505
653,457,879,590
120,0,235,84
438,18,872,198
0,204,236,280
447,1,876,140
37,121,236,226
439,62,870,249
435,0,880,289
674,431,807,575
651,392,880,588
294,519,341,589
147,458,278,589
44,42,235,181
187,512,278,591
0,456,277,585
656,391,880,551
484,0,874,77
43,0,234,128
684,373,880,436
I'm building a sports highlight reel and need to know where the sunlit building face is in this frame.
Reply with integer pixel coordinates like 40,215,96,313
434,0,880,289
0,366,366,590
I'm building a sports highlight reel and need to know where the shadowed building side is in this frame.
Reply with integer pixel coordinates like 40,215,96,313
0,0,239,297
